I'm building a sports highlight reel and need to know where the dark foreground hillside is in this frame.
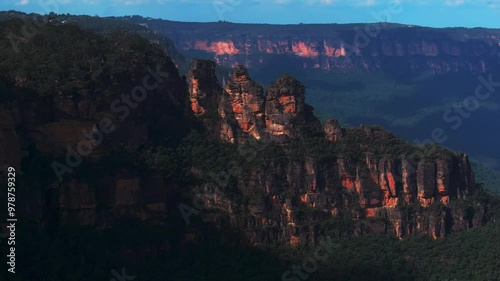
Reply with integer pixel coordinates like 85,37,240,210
2,220,500,281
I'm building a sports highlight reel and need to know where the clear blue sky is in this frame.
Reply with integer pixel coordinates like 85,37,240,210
1,0,500,28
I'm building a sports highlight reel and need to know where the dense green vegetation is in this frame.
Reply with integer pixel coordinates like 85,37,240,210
0,17,175,108
0,11,186,67
291,121,451,166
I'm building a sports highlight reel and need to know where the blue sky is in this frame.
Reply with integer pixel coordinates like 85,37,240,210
1,0,500,28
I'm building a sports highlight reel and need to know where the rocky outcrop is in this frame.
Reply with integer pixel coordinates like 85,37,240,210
220,65,266,141
324,119,343,142
189,64,320,143
185,64,486,243
265,75,307,141
188,60,219,116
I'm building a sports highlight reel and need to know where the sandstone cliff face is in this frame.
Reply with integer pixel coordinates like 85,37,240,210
151,21,500,74
195,152,478,244
189,151,478,245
